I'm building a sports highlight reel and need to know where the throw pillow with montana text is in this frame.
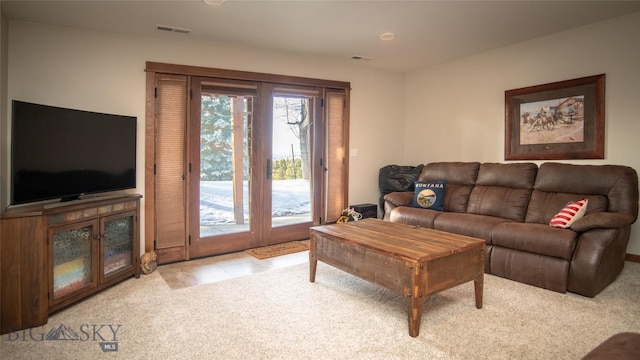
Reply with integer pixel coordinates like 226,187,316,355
412,181,446,211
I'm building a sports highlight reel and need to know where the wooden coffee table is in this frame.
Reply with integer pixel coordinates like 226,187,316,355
309,218,485,337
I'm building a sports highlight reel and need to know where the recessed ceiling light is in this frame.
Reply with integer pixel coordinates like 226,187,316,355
380,32,396,41
202,0,226,5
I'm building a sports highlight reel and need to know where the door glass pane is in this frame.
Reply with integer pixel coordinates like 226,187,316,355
103,216,133,276
52,225,93,299
272,96,312,227
200,94,252,236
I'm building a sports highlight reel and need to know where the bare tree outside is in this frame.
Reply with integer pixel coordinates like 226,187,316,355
273,97,311,180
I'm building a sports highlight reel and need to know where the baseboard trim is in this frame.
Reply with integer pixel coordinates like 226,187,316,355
626,253,640,263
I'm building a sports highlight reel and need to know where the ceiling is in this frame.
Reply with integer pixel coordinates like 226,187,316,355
2,0,640,73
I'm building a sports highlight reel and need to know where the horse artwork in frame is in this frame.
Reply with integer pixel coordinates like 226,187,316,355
504,74,605,160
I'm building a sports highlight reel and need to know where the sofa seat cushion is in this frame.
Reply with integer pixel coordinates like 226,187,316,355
389,206,442,228
492,222,578,260
433,212,512,243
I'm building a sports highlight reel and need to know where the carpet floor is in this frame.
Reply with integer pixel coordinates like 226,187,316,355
2,261,639,359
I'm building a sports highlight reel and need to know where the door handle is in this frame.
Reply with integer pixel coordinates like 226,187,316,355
266,159,271,180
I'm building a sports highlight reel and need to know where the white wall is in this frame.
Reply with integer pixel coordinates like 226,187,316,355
6,12,640,256
405,11,640,255
2,20,405,248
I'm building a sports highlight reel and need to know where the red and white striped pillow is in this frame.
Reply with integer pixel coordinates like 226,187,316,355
549,198,588,228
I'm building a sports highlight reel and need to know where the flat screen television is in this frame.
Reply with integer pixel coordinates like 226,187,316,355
10,100,137,205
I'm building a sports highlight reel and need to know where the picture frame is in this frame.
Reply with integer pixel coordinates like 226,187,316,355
504,74,605,160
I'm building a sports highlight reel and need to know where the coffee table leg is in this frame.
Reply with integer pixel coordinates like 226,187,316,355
309,235,317,283
474,273,484,309
309,257,317,283
407,294,424,337
475,247,485,309
406,265,423,337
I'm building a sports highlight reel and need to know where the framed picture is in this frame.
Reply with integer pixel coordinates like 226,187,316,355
504,74,605,160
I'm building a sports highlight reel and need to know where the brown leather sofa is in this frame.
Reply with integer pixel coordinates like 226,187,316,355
383,162,639,297
582,332,640,359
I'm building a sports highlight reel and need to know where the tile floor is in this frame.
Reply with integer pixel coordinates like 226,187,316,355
157,243,310,290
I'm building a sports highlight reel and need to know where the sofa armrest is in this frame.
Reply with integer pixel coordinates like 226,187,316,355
382,192,413,220
568,226,630,297
571,212,635,232
384,191,413,206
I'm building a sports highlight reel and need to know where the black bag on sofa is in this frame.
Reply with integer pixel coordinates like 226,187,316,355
378,164,424,217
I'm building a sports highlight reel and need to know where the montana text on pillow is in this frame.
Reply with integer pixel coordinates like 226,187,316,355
549,198,588,228
412,181,446,211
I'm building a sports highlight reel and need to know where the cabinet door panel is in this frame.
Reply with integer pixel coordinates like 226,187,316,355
49,220,98,304
102,211,136,281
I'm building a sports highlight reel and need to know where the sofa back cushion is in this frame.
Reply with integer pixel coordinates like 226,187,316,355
467,163,538,221
418,162,480,213
525,163,639,224
526,191,607,224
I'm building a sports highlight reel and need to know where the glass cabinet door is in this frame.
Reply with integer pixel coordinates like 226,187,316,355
50,220,98,304
101,212,135,281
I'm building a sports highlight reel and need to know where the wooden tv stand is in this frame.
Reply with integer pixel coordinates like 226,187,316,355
0,194,141,335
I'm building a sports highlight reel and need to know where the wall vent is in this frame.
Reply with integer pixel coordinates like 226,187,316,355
156,25,191,34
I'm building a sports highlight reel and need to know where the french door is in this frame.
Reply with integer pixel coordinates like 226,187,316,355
145,62,349,263
188,79,321,257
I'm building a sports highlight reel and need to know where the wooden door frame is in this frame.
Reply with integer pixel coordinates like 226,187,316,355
187,77,263,258
144,62,350,258
263,85,322,246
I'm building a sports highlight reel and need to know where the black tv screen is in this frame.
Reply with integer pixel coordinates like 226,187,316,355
11,100,137,205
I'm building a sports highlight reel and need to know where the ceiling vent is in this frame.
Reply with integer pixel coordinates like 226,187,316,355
156,25,191,34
